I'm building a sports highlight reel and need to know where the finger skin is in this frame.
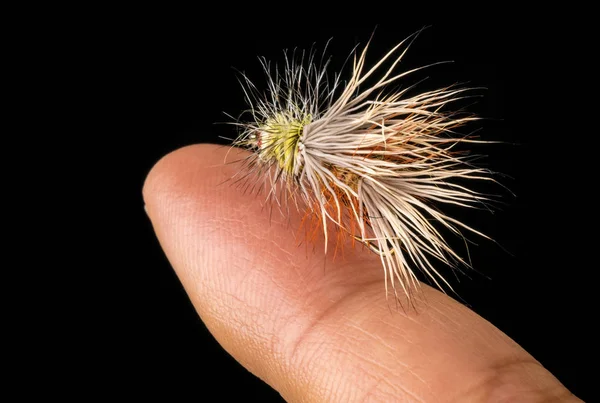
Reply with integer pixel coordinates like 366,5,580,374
143,144,580,402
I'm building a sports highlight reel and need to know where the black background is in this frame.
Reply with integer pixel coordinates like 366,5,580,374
101,8,591,401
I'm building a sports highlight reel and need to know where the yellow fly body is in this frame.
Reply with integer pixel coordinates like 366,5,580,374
255,112,311,176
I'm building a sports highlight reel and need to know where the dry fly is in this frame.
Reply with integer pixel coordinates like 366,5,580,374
227,30,498,303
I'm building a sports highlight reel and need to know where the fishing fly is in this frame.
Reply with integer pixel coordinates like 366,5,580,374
228,30,496,302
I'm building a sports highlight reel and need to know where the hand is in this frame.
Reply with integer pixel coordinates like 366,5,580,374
143,144,580,402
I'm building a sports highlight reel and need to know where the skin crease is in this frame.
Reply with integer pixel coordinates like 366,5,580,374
143,144,580,402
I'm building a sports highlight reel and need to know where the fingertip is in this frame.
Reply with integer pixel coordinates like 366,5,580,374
143,144,225,213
